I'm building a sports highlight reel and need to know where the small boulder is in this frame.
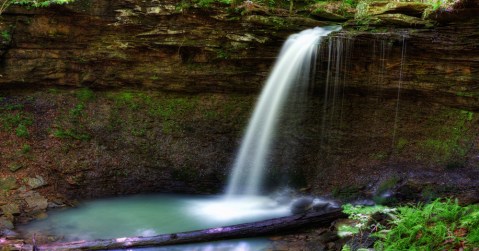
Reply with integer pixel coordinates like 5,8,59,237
24,175,47,189
1,203,20,216
22,191,48,212
0,217,13,230
8,163,23,173
292,197,340,214
291,197,314,214
312,201,330,211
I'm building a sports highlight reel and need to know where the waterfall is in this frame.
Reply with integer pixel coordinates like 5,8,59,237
226,26,341,196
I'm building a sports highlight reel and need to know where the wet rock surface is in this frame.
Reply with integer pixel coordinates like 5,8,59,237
291,197,340,215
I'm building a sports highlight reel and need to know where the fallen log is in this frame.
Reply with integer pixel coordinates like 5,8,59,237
19,209,346,251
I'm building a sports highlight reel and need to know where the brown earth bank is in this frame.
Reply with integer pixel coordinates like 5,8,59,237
0,0,478,248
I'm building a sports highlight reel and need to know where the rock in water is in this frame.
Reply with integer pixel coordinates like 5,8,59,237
312,200,331,212
291,197,314,214
0,217,14,230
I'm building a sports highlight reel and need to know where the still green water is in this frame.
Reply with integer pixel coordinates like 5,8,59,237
20,194,291,250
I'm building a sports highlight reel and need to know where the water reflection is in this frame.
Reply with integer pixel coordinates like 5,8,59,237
119,238,271,251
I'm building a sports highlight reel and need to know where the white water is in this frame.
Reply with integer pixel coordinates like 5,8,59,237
226,26,341,196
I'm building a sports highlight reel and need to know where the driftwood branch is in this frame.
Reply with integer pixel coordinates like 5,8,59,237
9,209,346,251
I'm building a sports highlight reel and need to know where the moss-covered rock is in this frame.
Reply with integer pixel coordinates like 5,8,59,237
310,2,354,21
0,177,18,191
0,217,13,230
366,1,429,17
1,203,20,216
311,9,348,21
24,175,47,190
22,191,48,213
375,13,433,28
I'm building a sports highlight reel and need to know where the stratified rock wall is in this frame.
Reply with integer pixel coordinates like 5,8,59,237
0,0,323,92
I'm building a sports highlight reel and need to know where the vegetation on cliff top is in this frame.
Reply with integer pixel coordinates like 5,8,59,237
0,0,74,14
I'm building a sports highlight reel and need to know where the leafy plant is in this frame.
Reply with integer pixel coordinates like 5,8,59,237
53,128,90,140
21,144,31,154
374,199,479,250
75,88,94,102
184,0,231,8
1,30,11,42
51,88,94,141
69,103,85,117
15,123,29,138
0,111,33,138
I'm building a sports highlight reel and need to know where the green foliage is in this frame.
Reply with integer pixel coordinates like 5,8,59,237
216,49,230,59
377,177,399,195
372,177,400,204
51,88,93,141
179,0,230,8
1,30,11,42
15,123,29,138
48,87,60,94
396,137,408,152
354,0,370,19
343,0,358,7
340,204,394,238
194,0,230,8
417,109,475,167
343,204,392,222
424,0,455,11
0,177,17,191
342,200,479,250
0,0,75,15
374,199,479,250
2,103,23,111
75,88,95,102
53,128,90,140
108,91,200,135
338,224,360,237
12,0,75,8
69,103,85,117
0,111,33,138
110,91,137,109
21,144,31,154
0,97,33,139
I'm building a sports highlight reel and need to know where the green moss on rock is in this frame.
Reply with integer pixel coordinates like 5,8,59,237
417,109,476,167
0,177,18,191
